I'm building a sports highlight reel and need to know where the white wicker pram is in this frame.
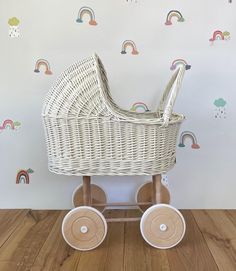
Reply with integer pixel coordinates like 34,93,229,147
42,54,186,251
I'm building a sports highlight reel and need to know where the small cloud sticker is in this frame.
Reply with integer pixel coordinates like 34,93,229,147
8,17,20,26
8,17,20,38
214,98,227,119
214,98,226,107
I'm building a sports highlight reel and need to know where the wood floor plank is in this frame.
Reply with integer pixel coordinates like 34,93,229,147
75,209,125,271
103,209,125,271
0,209,29,247
225,210,236,227
193,210,236,271
146,245,170,271
124,209,170,271
124,209,151,271
166,210,218,271
29,210,75,271
0,210,60,271
1,209,235,271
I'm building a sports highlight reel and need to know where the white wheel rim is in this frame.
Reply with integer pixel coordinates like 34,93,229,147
62,206,107,251
140,204,186,249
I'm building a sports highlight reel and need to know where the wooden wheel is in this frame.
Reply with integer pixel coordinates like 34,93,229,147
72,184,107,213
136,182,170,212
140,204,186,249
62,206,107,251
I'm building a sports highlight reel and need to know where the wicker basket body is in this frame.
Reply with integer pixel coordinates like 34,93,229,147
42,54,185,176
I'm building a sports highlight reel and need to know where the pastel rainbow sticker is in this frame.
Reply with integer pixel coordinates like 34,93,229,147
121,40,139,55
130,102,149,112
209,30,230,44
34,59,52,75
178,131,200,149
76,7,97,26
0,119,21,132
165,10,185,26
170,59,191,71
16,168,34,184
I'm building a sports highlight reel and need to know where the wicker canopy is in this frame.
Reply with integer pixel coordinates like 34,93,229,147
42,54,185,176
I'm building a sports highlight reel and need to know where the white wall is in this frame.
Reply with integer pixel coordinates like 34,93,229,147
0,0,235,209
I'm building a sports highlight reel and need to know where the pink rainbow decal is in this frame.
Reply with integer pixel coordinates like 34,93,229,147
170,59,191,71
0,119,14,131
165,10,185,25
130,102,149,112
76,7,97,25
121,40,139,55
178,131,200,149
34,59,52,75
209,30,230,43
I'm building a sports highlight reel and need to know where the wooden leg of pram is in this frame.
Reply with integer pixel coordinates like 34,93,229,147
83,176,91,206
152,174,164,204
136,175,170,212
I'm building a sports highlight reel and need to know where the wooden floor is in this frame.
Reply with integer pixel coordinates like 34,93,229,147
0,209,235,271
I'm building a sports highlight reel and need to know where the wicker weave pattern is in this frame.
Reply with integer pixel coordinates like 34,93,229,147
42,54,185,176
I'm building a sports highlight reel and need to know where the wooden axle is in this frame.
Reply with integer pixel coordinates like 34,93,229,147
106,217,141,223
92,201,153,207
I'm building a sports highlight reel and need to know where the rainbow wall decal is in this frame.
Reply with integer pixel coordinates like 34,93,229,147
16,168,34,184
165,10,185,25
76,7,97,26
130,102,149,112
34,59,52,75
121,40,139,55
209,30,230,44
170,59,191,71
178,131,200,149
0,119,21,132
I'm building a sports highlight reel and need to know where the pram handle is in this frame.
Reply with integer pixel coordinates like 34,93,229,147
158,65,186,126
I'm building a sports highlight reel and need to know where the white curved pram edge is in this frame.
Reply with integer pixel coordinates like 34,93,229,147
42,53,185,126
92,53,185,126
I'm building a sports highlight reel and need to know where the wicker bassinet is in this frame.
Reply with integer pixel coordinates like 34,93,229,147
42,54,185,176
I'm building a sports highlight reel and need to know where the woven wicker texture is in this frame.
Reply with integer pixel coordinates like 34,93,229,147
42,54,185,176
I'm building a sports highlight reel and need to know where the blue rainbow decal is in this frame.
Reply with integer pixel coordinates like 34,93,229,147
121,40,139,55
34,59,52,75
178,131,200,149
76,7,97,26
170,59,191,71
165,10,185,25
130,102,149,112
16,168,34,184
